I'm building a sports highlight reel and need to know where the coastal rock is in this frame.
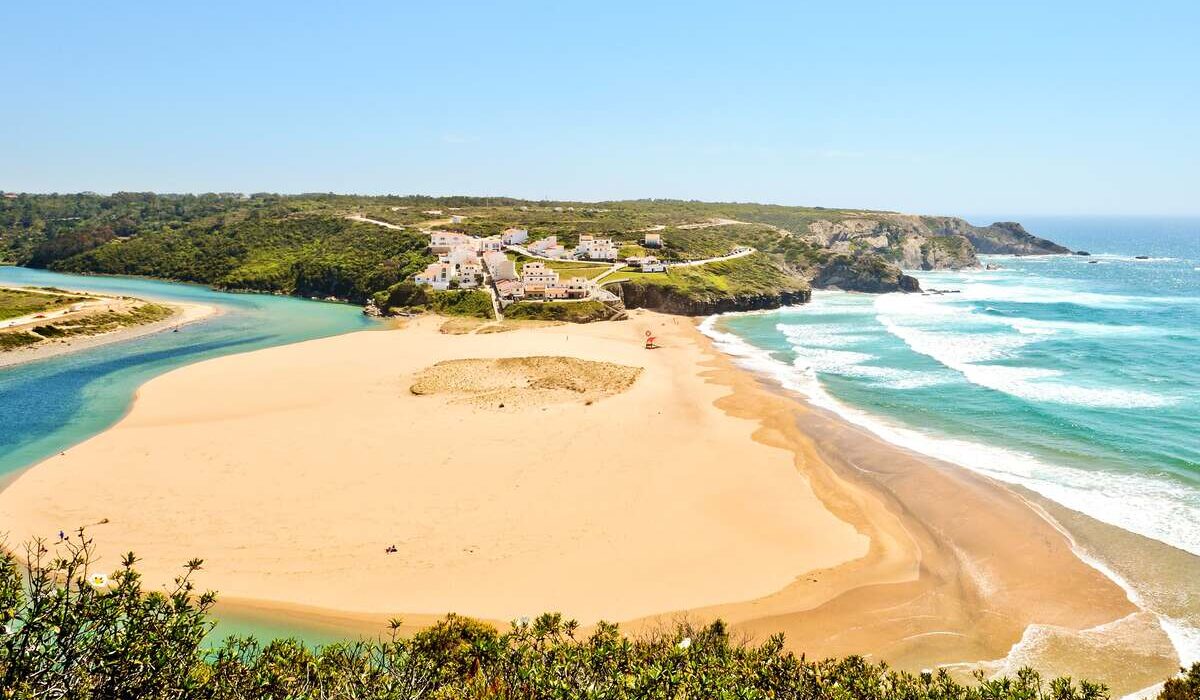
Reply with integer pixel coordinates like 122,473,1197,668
805,216,979,270
616,282,811,315
811,254,922,293
933,219,1071,255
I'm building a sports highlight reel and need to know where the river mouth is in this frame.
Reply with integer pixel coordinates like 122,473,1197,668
0,266,374,486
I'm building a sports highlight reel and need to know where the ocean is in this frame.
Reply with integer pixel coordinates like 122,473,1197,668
701,216,1200,665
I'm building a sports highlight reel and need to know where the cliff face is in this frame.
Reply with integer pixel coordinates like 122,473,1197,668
810,254,921,293
617,282,811,316
806,216,977,271
804,214,1067,274
947,220,1070,255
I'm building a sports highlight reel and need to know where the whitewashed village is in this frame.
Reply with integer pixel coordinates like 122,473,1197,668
412,225,667,308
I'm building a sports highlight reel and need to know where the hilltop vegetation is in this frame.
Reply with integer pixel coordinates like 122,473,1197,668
612,252,812,314
0,193,1068,314
6,534,1194,700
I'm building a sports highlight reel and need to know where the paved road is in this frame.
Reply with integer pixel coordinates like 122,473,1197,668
592,262,626,282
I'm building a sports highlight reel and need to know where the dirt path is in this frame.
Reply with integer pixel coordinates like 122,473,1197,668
346,214,406,230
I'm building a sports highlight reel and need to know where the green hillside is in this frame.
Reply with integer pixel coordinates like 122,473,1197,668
0,193,1068,313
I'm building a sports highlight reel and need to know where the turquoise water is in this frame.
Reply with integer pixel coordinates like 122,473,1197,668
702,217,1200,659
0,267,376,641
0,268,375,479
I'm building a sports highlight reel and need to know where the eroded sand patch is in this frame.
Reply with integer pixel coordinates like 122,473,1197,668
410,355,641,408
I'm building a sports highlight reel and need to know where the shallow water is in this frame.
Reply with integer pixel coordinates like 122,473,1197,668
703,217,1200,665
0,267,375,642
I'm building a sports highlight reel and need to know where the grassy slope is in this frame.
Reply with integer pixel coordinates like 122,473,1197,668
608,253,809,298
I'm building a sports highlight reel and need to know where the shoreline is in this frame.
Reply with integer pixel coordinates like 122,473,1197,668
0,311,1180,694
700,304,1200,675
0,292,221,369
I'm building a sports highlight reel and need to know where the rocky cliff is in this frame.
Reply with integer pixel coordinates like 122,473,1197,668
616,282,811,316
810,253,921,293
802,214,1068,273
933,219,1071,255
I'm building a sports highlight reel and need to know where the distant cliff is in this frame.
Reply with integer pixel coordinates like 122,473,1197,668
927,219,1072,256
802,214,1068,273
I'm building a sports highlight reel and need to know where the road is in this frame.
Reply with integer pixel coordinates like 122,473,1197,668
666,246,755,268
345,214,406,230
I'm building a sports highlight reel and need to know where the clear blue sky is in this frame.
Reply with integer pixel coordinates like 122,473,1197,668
3,1,1197,216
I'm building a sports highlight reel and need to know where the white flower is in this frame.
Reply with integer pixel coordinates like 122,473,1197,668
516,616,530,628
677,637,691,649
88,573,109,589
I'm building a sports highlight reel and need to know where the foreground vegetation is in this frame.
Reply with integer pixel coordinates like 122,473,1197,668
1,533,1195,699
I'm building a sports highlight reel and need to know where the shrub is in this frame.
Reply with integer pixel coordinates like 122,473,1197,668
0,533,1161,700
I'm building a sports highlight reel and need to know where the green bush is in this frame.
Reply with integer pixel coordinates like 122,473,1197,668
428,289,493,319
504,300,616,323
373,280,430,310
4,534,1192,699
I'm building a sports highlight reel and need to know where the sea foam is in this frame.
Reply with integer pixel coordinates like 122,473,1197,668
873,293,1176,409
699,312,1200,666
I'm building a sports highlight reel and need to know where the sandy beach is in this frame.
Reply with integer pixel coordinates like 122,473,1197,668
0,311,1179,693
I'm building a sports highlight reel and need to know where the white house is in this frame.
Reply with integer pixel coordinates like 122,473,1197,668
450,215,464,224
445,245,478,268
521,261,560,286
560,276,594,298
528,236,558,254
457,261,482,287
544,284,571,300
576,234,618,261
483,251,517,281
643,232,663,248
495,279,525,299
414,262,452,290
430,231,473,254
628,255,667,272
478,236,504,253
502,227,529,245
542,244,572,259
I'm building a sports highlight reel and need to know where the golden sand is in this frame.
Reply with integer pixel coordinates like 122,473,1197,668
0,310,1178,693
